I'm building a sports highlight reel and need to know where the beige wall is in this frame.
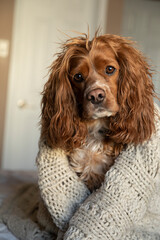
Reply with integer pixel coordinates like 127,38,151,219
0,0,15,166
106,0,124,35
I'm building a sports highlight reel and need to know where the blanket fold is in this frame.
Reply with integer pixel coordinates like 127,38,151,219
0,183,57,240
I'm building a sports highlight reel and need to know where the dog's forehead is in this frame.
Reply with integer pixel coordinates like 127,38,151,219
69,39,118,71
89,41,116,61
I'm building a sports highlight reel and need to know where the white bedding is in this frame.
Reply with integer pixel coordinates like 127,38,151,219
0,223,18,240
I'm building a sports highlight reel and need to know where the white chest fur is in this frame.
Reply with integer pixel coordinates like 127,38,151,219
69,119,113,190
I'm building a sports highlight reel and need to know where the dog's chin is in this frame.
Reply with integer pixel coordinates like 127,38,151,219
92,110,114,119
83,108,117,120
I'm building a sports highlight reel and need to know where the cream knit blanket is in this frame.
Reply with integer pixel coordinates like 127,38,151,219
37,104,160,240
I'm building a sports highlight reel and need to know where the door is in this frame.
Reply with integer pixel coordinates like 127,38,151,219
2,0,108,170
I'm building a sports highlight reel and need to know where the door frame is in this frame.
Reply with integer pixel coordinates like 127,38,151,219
0,0,15,167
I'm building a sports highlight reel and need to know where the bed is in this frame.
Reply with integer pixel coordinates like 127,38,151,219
0,170,37,240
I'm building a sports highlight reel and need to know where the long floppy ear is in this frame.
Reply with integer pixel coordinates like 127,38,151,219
41,50,86,151
110,39,155,144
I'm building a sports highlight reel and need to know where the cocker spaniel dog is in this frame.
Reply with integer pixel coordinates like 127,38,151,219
41,33,155,191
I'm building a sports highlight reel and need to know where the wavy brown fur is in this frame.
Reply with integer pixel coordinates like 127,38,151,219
41,33,155,152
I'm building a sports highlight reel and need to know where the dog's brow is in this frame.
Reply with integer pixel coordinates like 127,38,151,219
85,82,110,96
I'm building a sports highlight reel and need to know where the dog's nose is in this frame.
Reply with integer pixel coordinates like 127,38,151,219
87,88,105,104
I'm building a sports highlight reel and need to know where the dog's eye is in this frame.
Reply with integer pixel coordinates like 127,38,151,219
105,66,116,75
73,73,84,82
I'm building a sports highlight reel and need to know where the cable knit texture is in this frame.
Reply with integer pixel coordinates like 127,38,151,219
37,144,90,231
37,104,160,239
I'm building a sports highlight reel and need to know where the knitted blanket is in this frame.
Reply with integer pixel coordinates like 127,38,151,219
0,104,160,240
37,103,160,240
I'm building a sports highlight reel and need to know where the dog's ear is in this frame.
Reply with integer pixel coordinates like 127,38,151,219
41,49,86,150
109,38,155,144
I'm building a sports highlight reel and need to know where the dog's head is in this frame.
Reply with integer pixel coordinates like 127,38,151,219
41,34,155,150
69,38,119,120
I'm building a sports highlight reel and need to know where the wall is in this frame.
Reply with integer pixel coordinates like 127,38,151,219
106,0,124,35
122,0,160,105
0,0,15,166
